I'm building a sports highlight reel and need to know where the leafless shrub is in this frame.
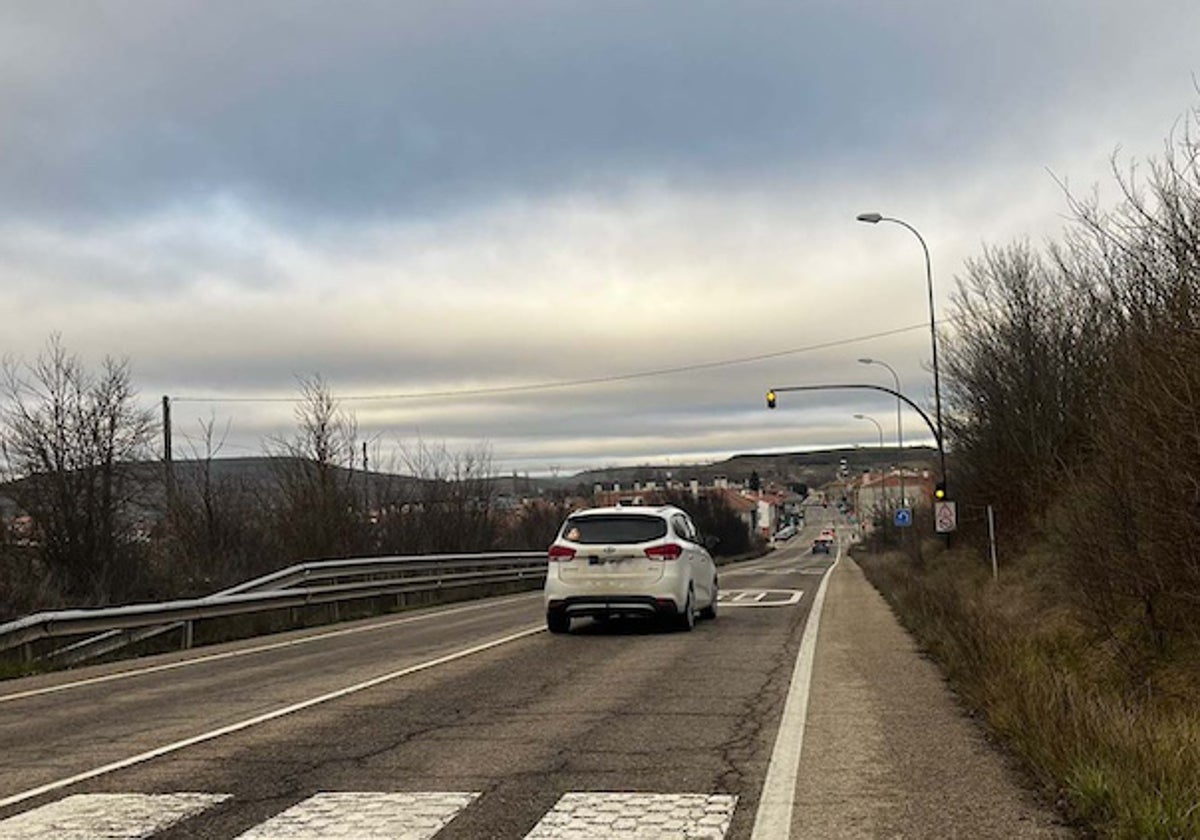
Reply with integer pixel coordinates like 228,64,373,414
373,439,500,554
944,103,1200,664
159,415,277,593
495,498,573,550
942,242,1110,536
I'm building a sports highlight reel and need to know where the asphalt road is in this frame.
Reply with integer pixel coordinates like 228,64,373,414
0,524,836,839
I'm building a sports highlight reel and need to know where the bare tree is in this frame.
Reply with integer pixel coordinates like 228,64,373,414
0,336,156,603
374,439,500,554
264,375,364,561
943,104,1200,665
942,241,1111,536
160,415,276,593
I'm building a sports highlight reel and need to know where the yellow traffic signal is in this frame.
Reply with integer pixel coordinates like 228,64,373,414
934,481,946,500
766,390,777,409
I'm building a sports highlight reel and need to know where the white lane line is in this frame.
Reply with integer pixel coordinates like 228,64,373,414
524,793,737,839
0,626,544,811
235,792,479,839
749,546,841,840
0,792,228,839
0,592,542,704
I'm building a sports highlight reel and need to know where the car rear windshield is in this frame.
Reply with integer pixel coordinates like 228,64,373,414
561,514,669,545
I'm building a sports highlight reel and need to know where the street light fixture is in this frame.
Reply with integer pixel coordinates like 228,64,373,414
856,212,947,490
858,357,906,508
853,412,887,517
852,413,884,448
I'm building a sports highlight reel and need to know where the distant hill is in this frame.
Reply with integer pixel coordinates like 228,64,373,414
0,455,565,519
568,446,938,489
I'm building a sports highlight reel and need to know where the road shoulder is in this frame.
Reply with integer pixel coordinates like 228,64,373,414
789,554,1074,839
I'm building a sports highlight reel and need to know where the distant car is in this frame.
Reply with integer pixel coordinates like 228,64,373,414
812,530,835,554
774,524,797,541
544,505,719,634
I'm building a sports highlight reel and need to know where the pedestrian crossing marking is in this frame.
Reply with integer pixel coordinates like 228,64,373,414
525,792,737,839
236,791,479,839
717,589,803,607
0,791,738,838
0,792,228,840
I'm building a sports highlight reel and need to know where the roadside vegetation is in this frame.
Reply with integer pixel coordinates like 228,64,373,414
0,365,570,622
0,357,753,626
859,105,1200,839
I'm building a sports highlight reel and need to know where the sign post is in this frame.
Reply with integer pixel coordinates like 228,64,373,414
934,501,957,533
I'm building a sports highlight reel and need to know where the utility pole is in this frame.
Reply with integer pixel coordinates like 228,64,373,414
362,440,369,513
162,395,175,506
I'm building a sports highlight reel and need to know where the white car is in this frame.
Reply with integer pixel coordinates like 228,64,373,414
544,505,719,634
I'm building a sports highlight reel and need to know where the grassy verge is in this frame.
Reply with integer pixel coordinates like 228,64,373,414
856,544,1200,840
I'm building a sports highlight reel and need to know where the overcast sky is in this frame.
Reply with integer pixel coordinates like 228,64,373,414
2,1,1197,475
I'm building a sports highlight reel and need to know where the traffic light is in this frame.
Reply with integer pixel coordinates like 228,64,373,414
934,481,946,500
766,390,777,409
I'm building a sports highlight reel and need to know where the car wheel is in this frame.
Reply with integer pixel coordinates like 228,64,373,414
699,578,718,620
547,611,570,634
677,587,696,632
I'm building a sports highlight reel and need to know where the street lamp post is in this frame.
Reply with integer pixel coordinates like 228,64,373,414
858,357,905,507
853,412,886,515
853,412,884,448
856,212,947,490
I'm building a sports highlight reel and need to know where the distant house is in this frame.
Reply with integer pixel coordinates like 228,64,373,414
714,489,760,538
855,470,935,520
590,479,772,544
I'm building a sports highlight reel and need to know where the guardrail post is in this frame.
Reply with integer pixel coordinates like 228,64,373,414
182,621,194,650
330,602,340,623
22,641,32,664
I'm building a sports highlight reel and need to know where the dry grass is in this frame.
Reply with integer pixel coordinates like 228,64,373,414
858,545,1200,840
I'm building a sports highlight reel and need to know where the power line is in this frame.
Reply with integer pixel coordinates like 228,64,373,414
171,319,948,405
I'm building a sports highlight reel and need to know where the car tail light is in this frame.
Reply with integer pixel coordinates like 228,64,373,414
548,544,576,561
645,542,683,560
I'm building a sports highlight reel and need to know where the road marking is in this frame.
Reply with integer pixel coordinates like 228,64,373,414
525,793,737,839
0,593,542,705
750,546,840,839
0,626,544,811
717,589,803,607
235,792,479,839
1,791,736,839
0,792,228,839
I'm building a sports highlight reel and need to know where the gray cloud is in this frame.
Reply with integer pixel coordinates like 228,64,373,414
1,0,1197,473
6,1,1189,228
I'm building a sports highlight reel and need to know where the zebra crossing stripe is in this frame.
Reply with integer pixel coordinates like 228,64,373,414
524,792,737,839
0,792,229,840
234,792,479,839
0,791,738,839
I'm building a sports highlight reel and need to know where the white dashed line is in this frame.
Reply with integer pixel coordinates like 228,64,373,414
0,627,544,811
0,593,542,705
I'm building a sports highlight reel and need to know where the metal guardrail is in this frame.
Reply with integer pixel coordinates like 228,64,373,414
0,551,548,665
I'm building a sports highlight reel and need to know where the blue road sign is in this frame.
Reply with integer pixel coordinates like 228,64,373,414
895,508,912,528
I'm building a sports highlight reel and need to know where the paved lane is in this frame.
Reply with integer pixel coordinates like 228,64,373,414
0,534,833,839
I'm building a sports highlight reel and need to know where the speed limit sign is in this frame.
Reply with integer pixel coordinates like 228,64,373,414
935,501,958,533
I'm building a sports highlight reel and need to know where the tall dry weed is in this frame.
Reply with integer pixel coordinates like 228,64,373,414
859,547,1200,839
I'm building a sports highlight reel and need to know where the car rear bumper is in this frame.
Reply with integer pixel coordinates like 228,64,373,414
546,595,683,619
